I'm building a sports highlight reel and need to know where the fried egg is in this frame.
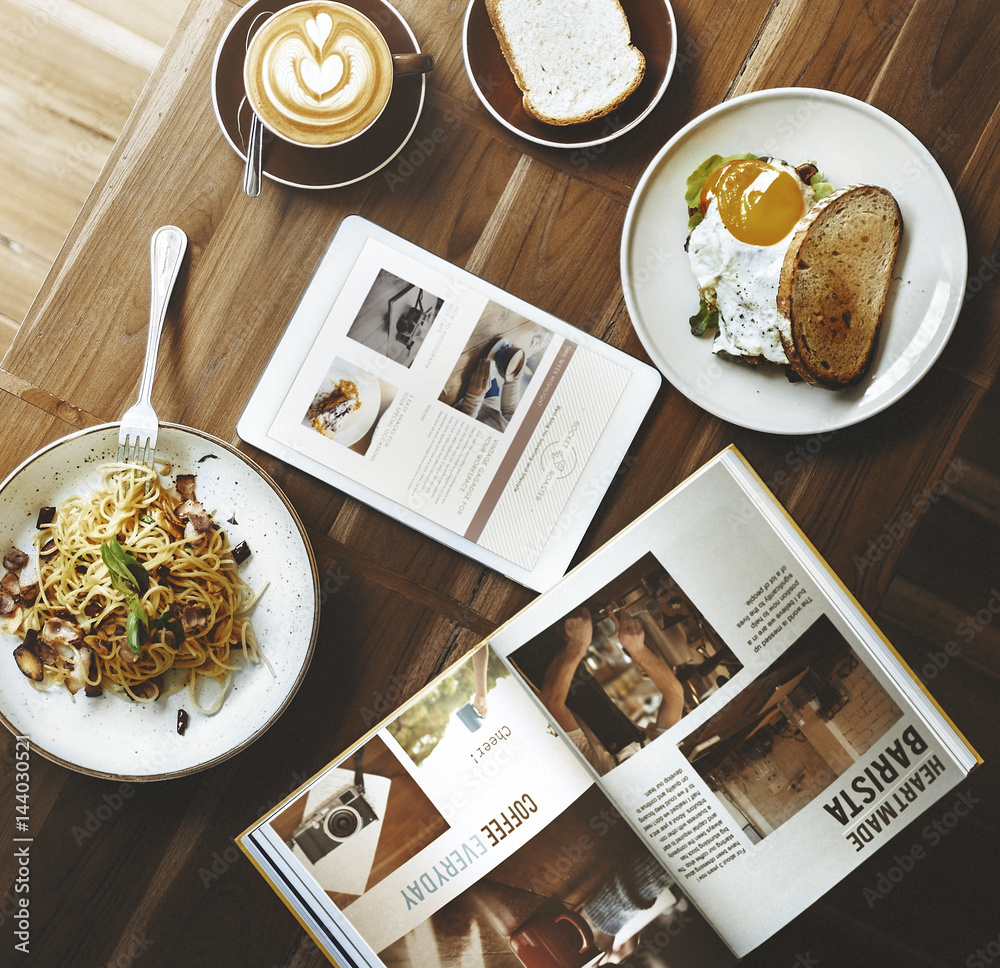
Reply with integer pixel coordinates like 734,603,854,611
687,157,817,363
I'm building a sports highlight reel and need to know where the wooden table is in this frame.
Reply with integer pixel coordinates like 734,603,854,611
1,1,998,965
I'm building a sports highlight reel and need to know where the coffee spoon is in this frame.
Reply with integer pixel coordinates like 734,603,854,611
243,109,265,197
242,10,271,198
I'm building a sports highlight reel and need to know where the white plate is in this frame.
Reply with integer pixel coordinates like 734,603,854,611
621,88,968,435
0,424,319,780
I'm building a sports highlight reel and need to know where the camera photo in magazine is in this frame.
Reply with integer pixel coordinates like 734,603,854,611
270,735,450,907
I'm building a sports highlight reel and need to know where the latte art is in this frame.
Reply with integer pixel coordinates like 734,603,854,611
245,3,393,146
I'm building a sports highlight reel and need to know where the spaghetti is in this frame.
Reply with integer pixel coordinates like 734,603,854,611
6,461,262,712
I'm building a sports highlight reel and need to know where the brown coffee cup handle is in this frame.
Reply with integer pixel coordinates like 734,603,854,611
393,52,434,76
555,913,593,955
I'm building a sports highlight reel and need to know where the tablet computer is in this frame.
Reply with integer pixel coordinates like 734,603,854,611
238,216,661,590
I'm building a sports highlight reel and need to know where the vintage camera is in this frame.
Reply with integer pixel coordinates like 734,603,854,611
394,290,431,350
290,785,379,864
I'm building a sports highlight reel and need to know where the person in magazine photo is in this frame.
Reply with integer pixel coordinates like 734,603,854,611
539,608,686,775
510,554,743,775
677,613,907,842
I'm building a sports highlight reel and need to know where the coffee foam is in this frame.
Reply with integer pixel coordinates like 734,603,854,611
246,3,393,146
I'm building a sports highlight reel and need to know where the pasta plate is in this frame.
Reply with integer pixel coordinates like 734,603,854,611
0,423,319,780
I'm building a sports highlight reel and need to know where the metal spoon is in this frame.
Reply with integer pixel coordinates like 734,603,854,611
243,110,264,197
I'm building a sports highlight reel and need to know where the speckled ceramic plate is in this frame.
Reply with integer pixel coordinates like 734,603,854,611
0,423,319,780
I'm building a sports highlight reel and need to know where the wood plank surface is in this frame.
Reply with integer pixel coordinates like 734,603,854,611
0,0,998,966
0,0,188,354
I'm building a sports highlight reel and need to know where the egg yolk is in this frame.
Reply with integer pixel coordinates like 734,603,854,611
700,159,805,246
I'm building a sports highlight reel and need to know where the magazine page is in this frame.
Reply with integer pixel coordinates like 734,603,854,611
264,233,634,575
240,646,735,968
490,448,977,957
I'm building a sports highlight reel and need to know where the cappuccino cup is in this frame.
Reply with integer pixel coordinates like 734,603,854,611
244,1,432,148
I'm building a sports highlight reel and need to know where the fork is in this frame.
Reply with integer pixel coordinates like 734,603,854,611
117,225,188,463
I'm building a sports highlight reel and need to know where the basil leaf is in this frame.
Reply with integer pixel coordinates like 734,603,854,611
129,594,149,629
125,600,147,655
101,539,149,594
102,540,150,655
126,562,150,595
106,569,133,599
101,539,137,588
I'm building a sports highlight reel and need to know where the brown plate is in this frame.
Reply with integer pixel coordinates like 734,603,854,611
462,0,676,149
211,0,427,189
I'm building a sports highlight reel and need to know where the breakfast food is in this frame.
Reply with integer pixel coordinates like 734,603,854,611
685,154,901,388
2,463,261,712
244,1,393,146
777,185,902,388
485,0,645,125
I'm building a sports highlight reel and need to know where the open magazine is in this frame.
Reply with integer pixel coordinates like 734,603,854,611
238,447,980,967
238,216,661,591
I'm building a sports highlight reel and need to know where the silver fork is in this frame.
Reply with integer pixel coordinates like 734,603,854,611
117,225,188,463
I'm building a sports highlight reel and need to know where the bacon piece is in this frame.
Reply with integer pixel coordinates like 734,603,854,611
2,571,20,598
178,604,211,636
176,500,215,539
175,474,197,501
174,474,215,540
40,617,84,649
63,645,92,695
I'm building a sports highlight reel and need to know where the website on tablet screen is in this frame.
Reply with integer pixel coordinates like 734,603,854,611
269,237,631,570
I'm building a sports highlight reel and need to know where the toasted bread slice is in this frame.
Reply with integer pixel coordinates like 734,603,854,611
485,0,645,126
777,185,902,389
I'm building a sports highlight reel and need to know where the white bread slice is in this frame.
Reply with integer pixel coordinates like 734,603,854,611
777,185,902,389
485,0,645,126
